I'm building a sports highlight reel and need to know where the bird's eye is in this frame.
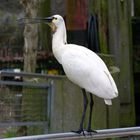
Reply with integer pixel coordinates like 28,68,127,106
53,17,57,20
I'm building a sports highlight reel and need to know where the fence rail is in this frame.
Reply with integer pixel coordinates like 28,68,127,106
0,71,64,79
0,71,51,136
0,80,49,88
1,127,140,140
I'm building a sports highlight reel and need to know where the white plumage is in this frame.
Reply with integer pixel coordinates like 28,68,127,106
50,15,118,105
23,14,119,133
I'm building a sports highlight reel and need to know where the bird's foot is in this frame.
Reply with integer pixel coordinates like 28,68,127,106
72,129,85,135
86,128,97,135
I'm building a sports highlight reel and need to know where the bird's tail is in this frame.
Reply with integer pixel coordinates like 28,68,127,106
104,99,112,105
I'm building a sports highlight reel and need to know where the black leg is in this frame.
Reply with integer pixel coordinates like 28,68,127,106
72,88,88,135
87,93,97,133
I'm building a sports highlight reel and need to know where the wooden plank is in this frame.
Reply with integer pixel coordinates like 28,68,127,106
92,96,107,129
62,79,82,131
49,78,64,132
39,0,51,51
108,0,135,127
92,0,108,53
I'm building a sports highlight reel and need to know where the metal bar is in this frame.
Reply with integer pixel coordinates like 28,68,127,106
1,127,140,140
0,71,65,79
0,80,49,88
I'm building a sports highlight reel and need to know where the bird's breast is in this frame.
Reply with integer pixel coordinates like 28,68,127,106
52,44,67,64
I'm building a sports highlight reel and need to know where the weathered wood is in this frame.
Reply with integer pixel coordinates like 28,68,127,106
108,0,135,127
134,0,140,16
92,0,108,53
39,0,51,51
20,0,39,73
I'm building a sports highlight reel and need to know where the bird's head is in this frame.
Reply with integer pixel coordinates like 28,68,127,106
45,15,64,33
18,15,64,33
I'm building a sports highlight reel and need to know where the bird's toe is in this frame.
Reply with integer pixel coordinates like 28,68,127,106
86,129,97,135
72,129,85,135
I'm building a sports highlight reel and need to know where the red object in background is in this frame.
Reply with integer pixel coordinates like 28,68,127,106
66,0,88,30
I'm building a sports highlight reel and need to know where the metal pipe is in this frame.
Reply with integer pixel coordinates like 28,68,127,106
0,80,49,88
1,127,140,140
0,71,65,79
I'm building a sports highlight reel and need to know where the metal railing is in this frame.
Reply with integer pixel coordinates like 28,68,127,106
0,71,59,137
0,127,140,140
0,71,64,79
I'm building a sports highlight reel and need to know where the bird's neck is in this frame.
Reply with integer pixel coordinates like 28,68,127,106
52,23,67,46
52,23,67,63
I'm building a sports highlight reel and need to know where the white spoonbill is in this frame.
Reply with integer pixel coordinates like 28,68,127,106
19,15,118,134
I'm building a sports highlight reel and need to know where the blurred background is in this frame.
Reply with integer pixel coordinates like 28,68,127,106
0,0,140,139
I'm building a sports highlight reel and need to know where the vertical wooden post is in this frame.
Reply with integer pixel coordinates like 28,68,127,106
108,0,135,126
39,0,51,51
21,0,38,73
92,0,108,53
89,0,120,130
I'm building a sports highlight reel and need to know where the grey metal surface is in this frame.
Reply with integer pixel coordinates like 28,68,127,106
1,127,140,140
0,80,49,88
0,71,65,79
